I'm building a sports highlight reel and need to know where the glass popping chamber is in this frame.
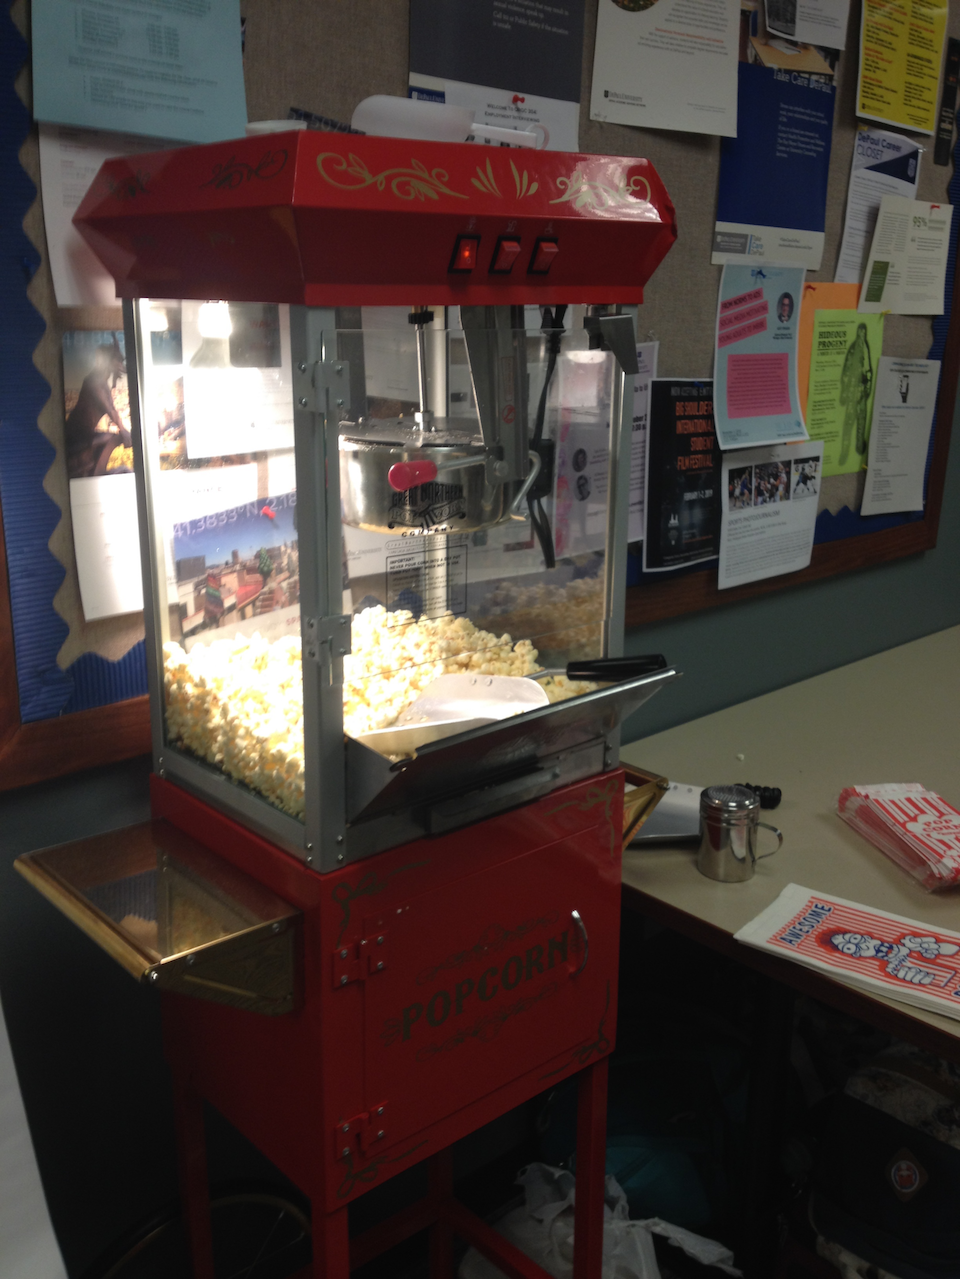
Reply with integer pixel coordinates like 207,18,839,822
76,130,679,871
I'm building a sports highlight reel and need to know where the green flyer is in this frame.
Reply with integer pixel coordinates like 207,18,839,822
806,311,884,476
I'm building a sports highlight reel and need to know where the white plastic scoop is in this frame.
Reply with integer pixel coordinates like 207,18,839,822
353,674,549,758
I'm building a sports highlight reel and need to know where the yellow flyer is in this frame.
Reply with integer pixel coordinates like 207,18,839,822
857,0,948,135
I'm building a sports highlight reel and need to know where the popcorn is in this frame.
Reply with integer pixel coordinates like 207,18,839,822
162,606,590,820
472,576,604,662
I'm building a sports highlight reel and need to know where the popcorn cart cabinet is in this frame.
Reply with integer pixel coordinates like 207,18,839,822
16,130,678,1278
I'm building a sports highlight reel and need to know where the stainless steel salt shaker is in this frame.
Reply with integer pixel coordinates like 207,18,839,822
697,784,783,882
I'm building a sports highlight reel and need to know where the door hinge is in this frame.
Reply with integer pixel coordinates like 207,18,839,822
334,1102,388,1160
305,615,352,678
331,930,388,989
294,359,351,415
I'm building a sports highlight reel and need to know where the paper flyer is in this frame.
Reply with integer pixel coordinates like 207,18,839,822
181,302,294,460
62,330,143,620
735,884,960,1021
590,0,740,138
806,310,884,475
861,357,940,515
933,38,960,166
835,128,922,286
764,0,851,50
859,197,954,315
643,380,721,572
713,266,808,450
720,440,823,589
31,0,247,144
797,282,861,420
857,0,948,136
628,342,659,544
38,124,177,308
713,63,835,270
553,358,612,558
409,0,584,151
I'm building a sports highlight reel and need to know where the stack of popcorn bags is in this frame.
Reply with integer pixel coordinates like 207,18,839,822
838,784,960,891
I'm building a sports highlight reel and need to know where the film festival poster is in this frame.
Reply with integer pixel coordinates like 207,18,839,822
643,379,722,572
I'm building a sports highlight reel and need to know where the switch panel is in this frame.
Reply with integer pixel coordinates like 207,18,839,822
529,238,559,275
450,235,480,272
490,236,522,274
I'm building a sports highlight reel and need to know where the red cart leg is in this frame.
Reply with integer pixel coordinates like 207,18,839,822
429,1148,455,1277
573,1057,609,1279
172,1079,215,1279
311,1201,351,1279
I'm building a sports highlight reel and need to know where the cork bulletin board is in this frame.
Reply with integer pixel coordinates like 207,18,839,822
2,0,959,787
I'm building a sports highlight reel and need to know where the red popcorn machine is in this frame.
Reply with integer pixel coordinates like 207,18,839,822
16,127,678,1278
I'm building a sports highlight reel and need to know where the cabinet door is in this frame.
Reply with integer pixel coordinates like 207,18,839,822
361,827,619,1147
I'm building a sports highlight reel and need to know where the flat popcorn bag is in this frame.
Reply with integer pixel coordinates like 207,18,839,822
838,783,960,891
735,884,960,1021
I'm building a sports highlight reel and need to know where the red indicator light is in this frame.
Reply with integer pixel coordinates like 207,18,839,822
529,238,559,274
490,237,522,274
450,235,480,272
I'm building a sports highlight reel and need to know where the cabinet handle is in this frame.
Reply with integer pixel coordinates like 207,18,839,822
571,909,588,976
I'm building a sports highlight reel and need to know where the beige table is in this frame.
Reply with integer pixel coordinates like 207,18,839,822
621,624,960,1061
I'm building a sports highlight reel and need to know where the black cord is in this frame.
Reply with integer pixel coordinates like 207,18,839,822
526,306,566,568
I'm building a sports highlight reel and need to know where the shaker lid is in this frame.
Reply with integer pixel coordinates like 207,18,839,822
700,784,759,814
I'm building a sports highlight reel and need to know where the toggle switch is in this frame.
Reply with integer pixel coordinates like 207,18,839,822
490,236,522,274
529,238,559,275
450,235,480,273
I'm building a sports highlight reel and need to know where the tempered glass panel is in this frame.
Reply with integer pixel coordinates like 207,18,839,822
335,320,617,756
138,299,304,820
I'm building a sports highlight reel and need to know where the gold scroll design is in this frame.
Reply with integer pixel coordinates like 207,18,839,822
549,170,652,210
544,776,621,861
316,152,468,202
470,157,539,200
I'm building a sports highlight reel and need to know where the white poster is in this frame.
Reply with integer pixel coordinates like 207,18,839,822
859,196,953,315
765,0,852,50
835,129,922,286
409,76,578,151
861,357,939,515
590,0,740,138
69,474,144,620
719,439,823,589
38,124,176,308
628,342,659,543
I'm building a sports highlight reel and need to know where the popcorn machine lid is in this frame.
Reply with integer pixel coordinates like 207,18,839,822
72,130,677,307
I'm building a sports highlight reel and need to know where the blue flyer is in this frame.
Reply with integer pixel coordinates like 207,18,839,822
712,62,836,271
32,0,247,144
714,265,808,451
